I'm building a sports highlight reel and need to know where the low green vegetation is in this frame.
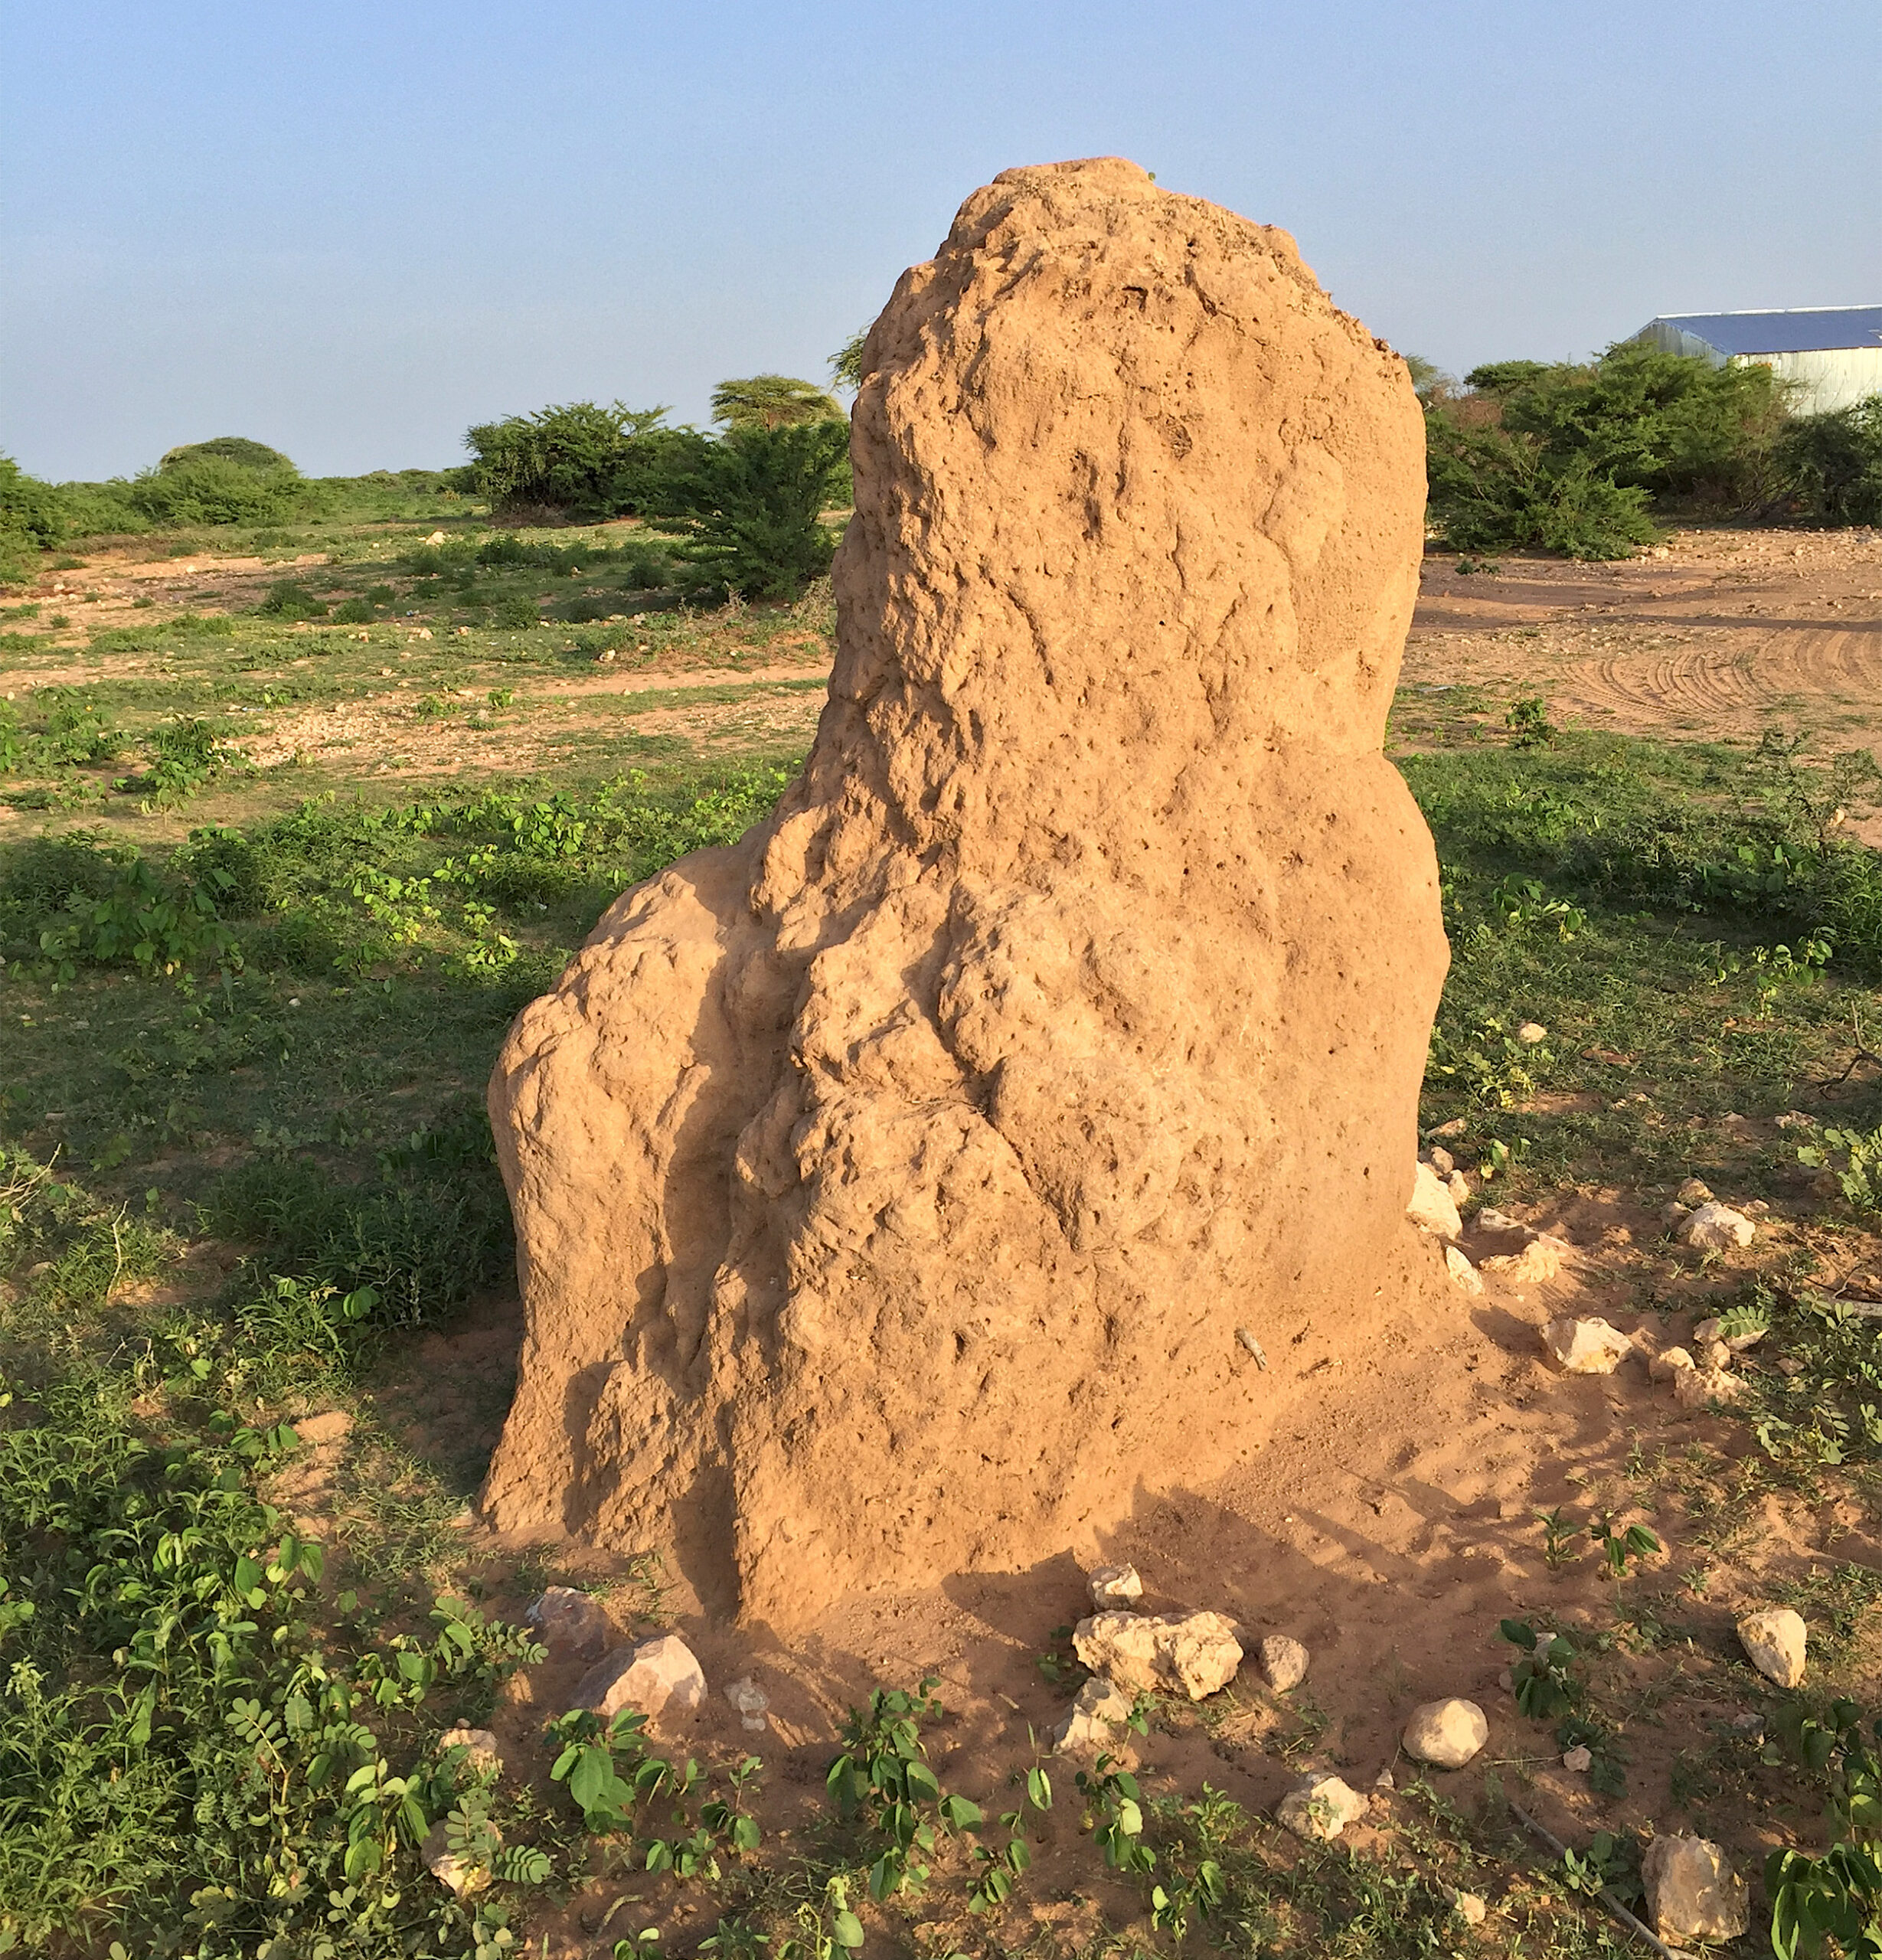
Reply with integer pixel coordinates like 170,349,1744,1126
3,393,1882,1950
4,626,1882,1947
1419,344,1882,557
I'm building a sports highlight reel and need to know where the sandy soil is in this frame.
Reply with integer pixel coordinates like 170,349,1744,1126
1408,524,1882,756
343,1171,1873,1950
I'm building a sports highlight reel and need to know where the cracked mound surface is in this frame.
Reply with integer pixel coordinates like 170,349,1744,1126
480,156,1450,1626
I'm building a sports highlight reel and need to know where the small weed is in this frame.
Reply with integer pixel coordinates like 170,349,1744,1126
1499,1619,1582,1720
1507,695,1558,747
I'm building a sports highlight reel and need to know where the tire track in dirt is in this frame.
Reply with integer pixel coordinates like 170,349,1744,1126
1556,623,1882,746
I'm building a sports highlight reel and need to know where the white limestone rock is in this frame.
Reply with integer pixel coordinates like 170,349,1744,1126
422,1818,496,1896
1401,1697,1488,1769
1673,1364,1742,1409
1088,1563,1144,1609
571,1633,707,1724
1483,1236,1568,1285
1445,1244,1485,1295
1259,1634,1310,1693
1407,1162,1462,1240
1680,1202,1755,1251
1541,1316,1631,1374
1052,1674,1135,1753
1073,1610,1242,1700
1641,1834,1749,1942
1736,1607,1807,1688
1276,1772,1368,1842
436,1726,502,1781
724,1674,771,1732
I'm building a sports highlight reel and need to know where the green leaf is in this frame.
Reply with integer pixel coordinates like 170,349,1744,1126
832,1911,864,1950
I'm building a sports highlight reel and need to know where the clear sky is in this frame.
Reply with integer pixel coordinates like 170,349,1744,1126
4,0,1879,481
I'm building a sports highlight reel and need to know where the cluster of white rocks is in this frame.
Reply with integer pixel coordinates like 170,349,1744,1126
443,1566,1805,1913
1407,1148,1578,1296
1537,1299,1767,1410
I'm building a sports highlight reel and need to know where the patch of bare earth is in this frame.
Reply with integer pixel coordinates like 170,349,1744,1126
1407,525,1882,756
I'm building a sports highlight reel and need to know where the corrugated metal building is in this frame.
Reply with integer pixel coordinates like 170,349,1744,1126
1632,305,1882,414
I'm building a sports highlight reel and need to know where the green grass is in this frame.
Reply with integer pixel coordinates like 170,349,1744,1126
8,505,1882,1952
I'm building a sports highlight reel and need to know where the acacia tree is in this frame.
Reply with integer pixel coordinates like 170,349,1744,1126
710,374,845,432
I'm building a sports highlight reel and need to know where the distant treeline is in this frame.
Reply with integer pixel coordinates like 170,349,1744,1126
1416,345,1882,559
0,369,858,604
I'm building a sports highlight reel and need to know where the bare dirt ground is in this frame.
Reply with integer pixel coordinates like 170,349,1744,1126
1407,524,1882,760
355,1183,1869,1951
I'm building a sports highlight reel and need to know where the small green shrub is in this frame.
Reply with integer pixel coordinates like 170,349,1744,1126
643,420,850,601
256,577,328,619
466,401,678,520
157,436,297,472
1778,393,1882,526
1799,1124,1882,1210
209,1108,511,1326
332,594,375,623
0,452,67,548
136,716,238,808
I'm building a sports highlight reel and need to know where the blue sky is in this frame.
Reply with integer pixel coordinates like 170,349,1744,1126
4,0,1878,479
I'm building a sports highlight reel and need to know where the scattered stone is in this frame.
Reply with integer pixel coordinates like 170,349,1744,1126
1482,1237,1567,1285
1674,1364,1742,1409
1454,1893,1487,1926
1776,1110,1815,1131
1407,1162,1462,1240
1088,1563,1144,1609
1373,1765,1395,1789
425,530,446,545
1676,1177,1714,1207
1052,1675,1135,1753
1276,1772,1369,1842
1473,1205,1526,1237
1426,1147,1455,1178
526,1586,613,1661
572,1634,707,1723
1736,1607,1808,1687
1680,1202,1754,1251
1445,1245,1485,1296
1259,1635,1310,1693
436,1726,502,1779
1541,1317,1631,1374
1661,1200,1692,1230
422,1819,495,1896
1697,1338,1733,1370
1694,1314,1765,1353
1515,1022,1547,1045
1648,1346,1696,1379
1073,1610,1243,1700
1561,1744,1593,1772
1401,1697,1488,1769
1641,1834,1750,1942
1446,1169,1471,1207
724,1675,770,1732
1429,1116,1469,1140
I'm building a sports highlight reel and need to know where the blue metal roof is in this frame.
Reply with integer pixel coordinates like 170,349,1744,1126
1648,306,1882,355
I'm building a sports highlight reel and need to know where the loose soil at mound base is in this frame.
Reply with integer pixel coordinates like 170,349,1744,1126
368,1169,1875,1949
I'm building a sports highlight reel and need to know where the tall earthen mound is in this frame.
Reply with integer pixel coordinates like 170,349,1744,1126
481,158,1450,1626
